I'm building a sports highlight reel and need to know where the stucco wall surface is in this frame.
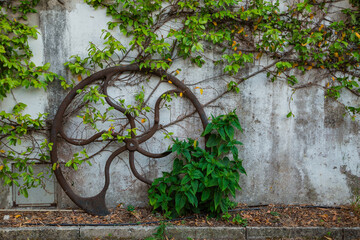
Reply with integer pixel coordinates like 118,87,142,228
1,0,359,209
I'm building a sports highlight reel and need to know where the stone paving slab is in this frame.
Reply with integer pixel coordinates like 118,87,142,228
246,227,343,240
0,226,79,240
80,226,155,240
80,226,246,240
344,227,360,240
0,226,360,239
166,226,246,240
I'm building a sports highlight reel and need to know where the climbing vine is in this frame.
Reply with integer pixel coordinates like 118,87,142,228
78,0,360,116
0,0,70,197
0,0,359,215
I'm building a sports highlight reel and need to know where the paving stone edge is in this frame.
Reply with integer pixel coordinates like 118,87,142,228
0,226,359,239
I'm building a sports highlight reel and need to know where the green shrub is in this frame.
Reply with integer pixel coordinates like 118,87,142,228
148,110,246,218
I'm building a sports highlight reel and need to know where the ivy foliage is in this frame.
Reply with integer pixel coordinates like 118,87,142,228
148,111,245,218
0,1,66,196
77,0,360,117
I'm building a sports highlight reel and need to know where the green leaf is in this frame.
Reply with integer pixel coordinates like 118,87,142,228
218,127,226,140
231,119,242,131
191,180,199,193
214,190,221,209
207,178,218,187
159,183,167,193
181,174,191,185
149,196,157,206
173,158,184,173
206,134,220,147
43,62,51,70
220,199,228,213
201,188,211,201
202,123,213,136
22,188,28,198
183,150,191,161
52,163,56,171
175,193,187,214
185,191,198,207
231,146,238,159
218,144,227,156
224,125,235,140
239,165,246,175
206,164,215,176
192,170,204,179
28,166,33,174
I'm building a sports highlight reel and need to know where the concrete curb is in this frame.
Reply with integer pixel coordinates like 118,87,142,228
0,226,359,239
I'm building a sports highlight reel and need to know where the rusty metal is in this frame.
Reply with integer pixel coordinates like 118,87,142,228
50,64,208,216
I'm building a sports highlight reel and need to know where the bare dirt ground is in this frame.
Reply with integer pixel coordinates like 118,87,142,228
0,204,359,228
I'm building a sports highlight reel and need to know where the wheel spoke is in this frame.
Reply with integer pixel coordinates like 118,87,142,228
137,146,172,158
137,89,181,143
59,129,107,146
129,151,152,185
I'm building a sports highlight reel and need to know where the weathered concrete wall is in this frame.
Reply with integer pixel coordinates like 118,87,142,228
1,0,359,209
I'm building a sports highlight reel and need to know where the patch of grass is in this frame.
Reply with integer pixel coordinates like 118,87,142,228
144,222,169,240
270,211,280,217
221,213,232,222
232,214,247,227
126,205,135,212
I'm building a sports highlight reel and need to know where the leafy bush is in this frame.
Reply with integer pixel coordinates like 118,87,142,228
148,110,246,218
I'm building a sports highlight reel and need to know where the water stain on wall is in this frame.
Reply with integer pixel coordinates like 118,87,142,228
324,98,345,129
0,185,10,208
40,3,69,119
340,165,360,196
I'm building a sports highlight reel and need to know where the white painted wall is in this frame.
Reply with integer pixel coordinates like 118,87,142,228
1,0,359,209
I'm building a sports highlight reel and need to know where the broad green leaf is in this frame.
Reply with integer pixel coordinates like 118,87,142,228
225,125,235,140
201,123,213,136
159,183,166,193
191,180,199,193
175,193,186,214
214,190,221,209
231,119,242,131
201,188,211,201
231,146,238,160
206,134,220,147
181,174,191,185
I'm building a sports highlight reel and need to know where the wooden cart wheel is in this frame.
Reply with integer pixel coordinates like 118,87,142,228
50,64,208,215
